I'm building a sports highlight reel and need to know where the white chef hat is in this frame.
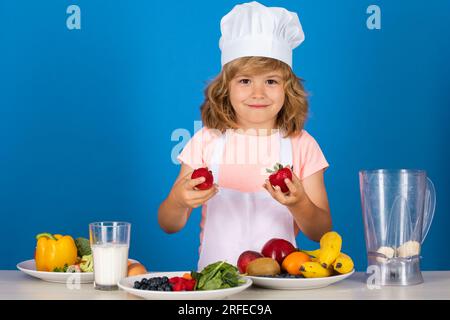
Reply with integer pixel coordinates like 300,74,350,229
219,1,305,68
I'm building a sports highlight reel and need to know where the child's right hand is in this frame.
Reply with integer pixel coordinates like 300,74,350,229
169,171,219,209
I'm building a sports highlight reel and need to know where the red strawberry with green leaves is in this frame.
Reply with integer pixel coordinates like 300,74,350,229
191,167,214,190
266,163,293,193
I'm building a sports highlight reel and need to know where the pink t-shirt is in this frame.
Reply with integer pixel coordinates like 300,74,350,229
177,127,329,245
177,127,329,190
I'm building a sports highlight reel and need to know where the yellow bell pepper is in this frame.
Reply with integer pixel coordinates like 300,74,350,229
35,233,78,272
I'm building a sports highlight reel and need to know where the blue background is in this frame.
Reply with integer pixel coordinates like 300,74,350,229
1,0,449,271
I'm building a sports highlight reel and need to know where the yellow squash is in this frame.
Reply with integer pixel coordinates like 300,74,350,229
35,233,78,272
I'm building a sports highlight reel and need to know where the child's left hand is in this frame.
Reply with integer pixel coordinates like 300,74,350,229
263,169,306,207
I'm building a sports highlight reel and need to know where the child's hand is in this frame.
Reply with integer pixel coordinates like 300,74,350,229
263,169,306,208
170,171,219,209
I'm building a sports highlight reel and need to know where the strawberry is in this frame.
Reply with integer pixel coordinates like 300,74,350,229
171,281,185,291
183,279,196,291
191,167,214,190
169,277,184,291
266,163,293,193
169,276,180,282
169,276,196,291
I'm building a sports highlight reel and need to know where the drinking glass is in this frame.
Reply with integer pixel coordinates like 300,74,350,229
89,221,131,290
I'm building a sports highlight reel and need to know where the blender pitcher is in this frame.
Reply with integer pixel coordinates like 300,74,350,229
359,169,436,285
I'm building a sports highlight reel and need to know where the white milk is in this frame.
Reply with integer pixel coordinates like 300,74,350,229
92,244,129,286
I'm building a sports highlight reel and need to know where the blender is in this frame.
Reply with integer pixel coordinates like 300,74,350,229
359,169,436,285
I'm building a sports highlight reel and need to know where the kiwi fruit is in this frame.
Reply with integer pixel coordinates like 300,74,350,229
246,257,281,276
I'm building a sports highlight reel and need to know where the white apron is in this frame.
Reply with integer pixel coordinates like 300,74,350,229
197,131,297,271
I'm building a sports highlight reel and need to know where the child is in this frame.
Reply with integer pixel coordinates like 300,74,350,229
158,2,331,270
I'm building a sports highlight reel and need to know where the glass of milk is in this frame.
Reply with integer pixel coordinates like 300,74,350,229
89,221,131,291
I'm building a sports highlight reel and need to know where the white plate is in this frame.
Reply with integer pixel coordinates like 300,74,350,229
118,271,253,300
17,259,139,284
246,270,355,290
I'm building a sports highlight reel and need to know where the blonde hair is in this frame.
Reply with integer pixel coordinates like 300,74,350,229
200,56,308,137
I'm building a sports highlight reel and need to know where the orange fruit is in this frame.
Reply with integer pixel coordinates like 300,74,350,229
183,273,193,280
127,263,147,276
281,251,311,275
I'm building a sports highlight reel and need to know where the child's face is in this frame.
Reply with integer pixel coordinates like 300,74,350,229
229,70,285,131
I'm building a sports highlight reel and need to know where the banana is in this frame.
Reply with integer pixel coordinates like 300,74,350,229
332,253,354,274
318,231,342,269
299,261,333,278
397,241,421,258
301,249,321,259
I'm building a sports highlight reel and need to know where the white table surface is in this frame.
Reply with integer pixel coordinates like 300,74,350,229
1,271,449,300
